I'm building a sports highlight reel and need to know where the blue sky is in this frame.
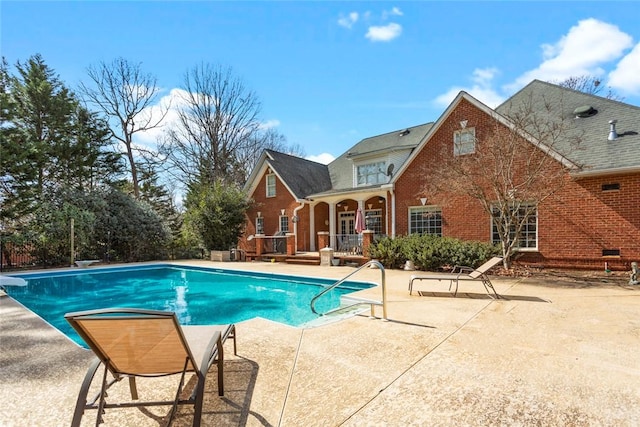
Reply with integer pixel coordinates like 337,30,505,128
3,1,640,164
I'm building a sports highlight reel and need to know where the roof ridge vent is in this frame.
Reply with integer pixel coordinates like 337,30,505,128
574,105,597,118
608,120,618,141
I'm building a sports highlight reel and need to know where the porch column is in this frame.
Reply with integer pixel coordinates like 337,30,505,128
309,204,316,251
391,190,396,238
362,230,374,258
286,233,295,256
317,231,329,248
255,235,264,256
329,203,336,249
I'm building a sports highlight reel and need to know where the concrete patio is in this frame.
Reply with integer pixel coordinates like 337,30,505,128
1,261,639,426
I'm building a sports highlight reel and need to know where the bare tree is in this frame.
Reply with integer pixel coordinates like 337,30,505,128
236,127,306,183
79,57,167,198
159,63,263,187
555,75,624,101
427,93,582,268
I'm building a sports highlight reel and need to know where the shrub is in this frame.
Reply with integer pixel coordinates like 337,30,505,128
367,236,407,269
183,180,251,251
368,234,499,271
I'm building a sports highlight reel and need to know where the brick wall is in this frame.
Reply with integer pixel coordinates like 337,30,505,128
394,98,640,270
395,99,493,241
241,169,305,251
529,172,640,269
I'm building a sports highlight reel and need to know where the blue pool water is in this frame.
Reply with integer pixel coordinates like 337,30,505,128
5,264,374,347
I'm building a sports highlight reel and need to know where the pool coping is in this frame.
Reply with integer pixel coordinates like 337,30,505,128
1,260,639,426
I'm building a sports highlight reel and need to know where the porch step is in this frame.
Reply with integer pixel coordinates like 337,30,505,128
285,257,321,266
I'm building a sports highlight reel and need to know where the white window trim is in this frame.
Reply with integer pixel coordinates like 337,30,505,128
266,174,276,197
364,208,383,235
408,205,443,236
490,202,538,251
355,160,387,187
454,127,476,156
279,215,289,233
255,217,264,235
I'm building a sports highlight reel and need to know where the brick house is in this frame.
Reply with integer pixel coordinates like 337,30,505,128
241,80,640,269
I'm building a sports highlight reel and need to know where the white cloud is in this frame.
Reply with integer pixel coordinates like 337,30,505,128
509,18,633,90
435,19,638,111
338,12,358,29
365,22,402,42
306,153,335,165
259,119,281,130
134,88,189,148
382,7,403,19
608,42,640,94
434,67,505,108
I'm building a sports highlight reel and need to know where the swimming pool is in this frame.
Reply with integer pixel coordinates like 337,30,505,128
4,264,374,347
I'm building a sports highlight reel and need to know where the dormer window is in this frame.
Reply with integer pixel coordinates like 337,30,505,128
454,128,476,156
266,174,276,197
357,161,386,186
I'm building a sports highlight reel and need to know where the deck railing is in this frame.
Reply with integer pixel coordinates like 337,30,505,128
333,234,363,256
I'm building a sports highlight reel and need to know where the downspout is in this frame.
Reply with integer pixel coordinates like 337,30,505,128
293,201,305,253
382,183,396,238
390,188,396,238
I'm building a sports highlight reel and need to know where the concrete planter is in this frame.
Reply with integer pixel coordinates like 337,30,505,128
210,250,231,262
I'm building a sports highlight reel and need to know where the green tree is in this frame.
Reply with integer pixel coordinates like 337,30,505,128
1,54,76,223
69,188,171,262
65,106,125,191
1,55,124,227
29,190,97,266
183,180,251,251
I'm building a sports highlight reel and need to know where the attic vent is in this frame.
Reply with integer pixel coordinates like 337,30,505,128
399,129,411,137
601,183,620,191
573,105,597,118
602,249,620,257
608,120,618,141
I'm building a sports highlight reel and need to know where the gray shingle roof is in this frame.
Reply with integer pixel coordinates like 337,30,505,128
264,149,332,199
327,122,434,190
497,80,640,176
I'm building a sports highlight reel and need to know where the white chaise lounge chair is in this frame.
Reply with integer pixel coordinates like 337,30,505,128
408,256,503,299
65,308,237,427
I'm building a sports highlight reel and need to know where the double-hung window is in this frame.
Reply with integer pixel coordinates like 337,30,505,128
454,128,476,156
255,217,264,235
356,161,386,186
266,174,276,197
491,203,537,249
408,206,442,236
364,209,383,235
279,215,289,233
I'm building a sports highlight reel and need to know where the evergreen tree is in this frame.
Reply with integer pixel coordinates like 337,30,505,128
1,55,124,225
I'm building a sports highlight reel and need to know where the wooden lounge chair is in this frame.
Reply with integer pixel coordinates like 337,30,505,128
65,308,237,427
408,256,503,299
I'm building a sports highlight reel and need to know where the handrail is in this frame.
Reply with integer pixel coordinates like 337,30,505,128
310,260,387,320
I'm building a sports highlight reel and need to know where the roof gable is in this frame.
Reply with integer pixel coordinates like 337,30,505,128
327,122,433,191
245,150,331,200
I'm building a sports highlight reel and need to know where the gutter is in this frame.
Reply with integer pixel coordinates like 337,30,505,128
571,165,640,179
382,184,396,238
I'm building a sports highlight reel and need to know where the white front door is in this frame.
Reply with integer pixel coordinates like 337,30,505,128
339,211,355,235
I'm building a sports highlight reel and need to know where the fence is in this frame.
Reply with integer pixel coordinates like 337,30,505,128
0,234,205,272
